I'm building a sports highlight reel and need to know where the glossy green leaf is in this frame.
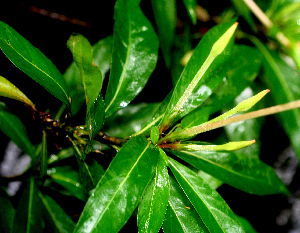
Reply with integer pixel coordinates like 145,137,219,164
150,126,160,145
178,140,256,151
169,148,288,195
105,0,159,117
168,157,245,233
180,106,210,129
12,176,43,233
238,216,258,233
39,192,75,233
251,36,300,160
0,102,34,158
163,177,209,233
74,136,160,233
160,21,237,132
0,187,15,233
0,76,36,110
86,93,105,140
205,45,262,114
0,21,71,107
182,0,197,25
138,155,169,233
151,0,176,67
48,166,85,201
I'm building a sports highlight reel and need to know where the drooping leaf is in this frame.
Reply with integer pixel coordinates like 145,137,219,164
163,177,209,233
160,21,238,132
0,75,36,110
74,136,160,233
0,102,35,158
47,166,85,201
169,148,289,195
105,0,159,117
0,187,15,233
12,176,44,233
39,192,75,233
251,36,300,160
168,157,245,233
151,0,176,67
182,0,197,25
0,21,71,107
138,154,169,233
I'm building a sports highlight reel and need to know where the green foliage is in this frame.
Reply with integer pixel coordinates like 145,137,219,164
1,0,300,232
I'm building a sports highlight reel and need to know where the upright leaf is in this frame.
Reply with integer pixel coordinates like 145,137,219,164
12,176,43,233
0,21,71,107
74,136,160,233
168,158,245,233
160,21,238,132
138,154,169,233
151,0,176,67
182,0,197,25
0,187,15,233
105,0,159,117
39,193,75,233
0,102,35,158
169,149,288,195
163,177,209,233
0,76,36,110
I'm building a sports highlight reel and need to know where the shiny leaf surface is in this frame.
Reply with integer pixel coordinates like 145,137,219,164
39,193,75,233
74,136,160,233
138,155,169,233
151,0,176,67
168,158,245,233
160,21,237,132
0,75,36,110
12,176,43,233
0,21,71,107
169,148,288,195
105,0,159,117
163,177,209,233
0,102,34,158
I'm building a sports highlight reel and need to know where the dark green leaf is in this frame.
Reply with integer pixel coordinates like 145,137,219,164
163,177,209,233
251,36,300,160
168,157,245,233
12,176,43,233
238,216,258,233
151,0,176,67
0,187,15,233
0,75,36,110
180,106,210,129
105,0,159,117
138,155,169,233
0,21,71,107
169,148,288,195
47,166,85,201
0,102,35,158
160,20,237,132
74,136,160,233
204,45,262,114
40,130,48,180
182,0,197,25
39,192,75,233
86,93,105,140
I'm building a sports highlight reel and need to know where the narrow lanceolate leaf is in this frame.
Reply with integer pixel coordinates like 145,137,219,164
39,193,75,233
40,130,48,180
0,76,36,110
169,149,288,195
12,176,43,233
74,136,160,233
178,140,256,151
182,0,197,25
168,158,245,233
138,155,169,233
163,177,209,233
160,21,238,132
163,89,269,142
105,0,159,117
0,21,71,107
0,102,35,158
